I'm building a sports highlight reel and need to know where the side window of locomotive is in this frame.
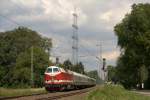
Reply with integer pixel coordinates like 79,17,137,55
53,68,59,73
46,68,52,73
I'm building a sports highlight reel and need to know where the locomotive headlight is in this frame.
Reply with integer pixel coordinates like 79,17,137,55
45,80,52,83
45,80,48,83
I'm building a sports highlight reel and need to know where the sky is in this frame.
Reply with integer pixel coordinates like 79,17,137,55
0,0,150,72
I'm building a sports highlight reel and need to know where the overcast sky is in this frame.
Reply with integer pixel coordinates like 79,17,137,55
0,0,150,71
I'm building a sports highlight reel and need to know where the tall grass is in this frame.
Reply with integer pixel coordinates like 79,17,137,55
0,87,47,97
87,85,150,100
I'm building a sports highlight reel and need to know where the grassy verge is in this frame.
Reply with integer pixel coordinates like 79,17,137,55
87,85,150,100
0,87,47,97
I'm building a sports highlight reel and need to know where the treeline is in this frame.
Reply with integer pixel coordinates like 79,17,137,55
114,3,150,89
59,60,85,74
0,27,52,88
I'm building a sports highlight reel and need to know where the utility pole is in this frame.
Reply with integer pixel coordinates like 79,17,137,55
45,39,51,61
72,8,78,65
56,57,60,66
96,41,103,80
31,46,34,87
102,58,107,81
48,47,51,61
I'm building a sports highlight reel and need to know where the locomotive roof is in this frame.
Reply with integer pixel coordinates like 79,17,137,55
48,66,59,68
72,71,96,80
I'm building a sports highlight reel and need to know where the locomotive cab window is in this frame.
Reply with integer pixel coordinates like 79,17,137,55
53,68,59,72
46,68,52,73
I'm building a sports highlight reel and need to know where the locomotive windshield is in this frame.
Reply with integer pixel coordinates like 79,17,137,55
46,67,59,73
46,68,52,73
53,68,59,72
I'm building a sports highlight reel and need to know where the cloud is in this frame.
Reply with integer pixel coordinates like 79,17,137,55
99,11,113,22
102,50,120,61
41,0,87,26
0,0,150,71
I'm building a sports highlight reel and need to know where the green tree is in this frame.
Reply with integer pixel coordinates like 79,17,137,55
13,47,50,87
87,70,103,84
114,3,150,88
139,65,148,84
62,59,72,70
61,60,85,74
107,65,117,82
0,27,52,87
73,62,85,74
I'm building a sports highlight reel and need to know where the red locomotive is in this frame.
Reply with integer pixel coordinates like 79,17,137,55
44,66,96,91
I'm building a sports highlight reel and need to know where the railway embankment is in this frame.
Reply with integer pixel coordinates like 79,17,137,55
87,85,150,100
0,87,47,98
0,87,94,100
1,85,150,100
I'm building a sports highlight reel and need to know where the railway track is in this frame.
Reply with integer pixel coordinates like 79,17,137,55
0,87,93,100
38,89,90,100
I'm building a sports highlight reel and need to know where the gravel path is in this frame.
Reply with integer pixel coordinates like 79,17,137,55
134,90,150,96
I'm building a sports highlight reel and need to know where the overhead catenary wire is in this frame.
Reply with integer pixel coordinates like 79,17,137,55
0,0,38,29
0,1,109,69
13,1,73,60
0,14,21,26
78,41,97,58
10,2,88,63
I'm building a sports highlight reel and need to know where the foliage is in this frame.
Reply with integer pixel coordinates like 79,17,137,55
62,59,73,70
139,65,148,83
0,87,47,97
87,70,103,84
72,62,85,74
114,3,150,88
60,60,85,74
13,47,50,87
0,27,52,88
87,85,150,100
107,65,117,82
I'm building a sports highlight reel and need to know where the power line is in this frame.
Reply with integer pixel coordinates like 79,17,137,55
79,43,96,58
11,1,74,62
78,39,104,79
0,14,31,28
0,1,35,28
78,37,98,58
0,0,33,27
0,14,20,26
11,0,27,13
